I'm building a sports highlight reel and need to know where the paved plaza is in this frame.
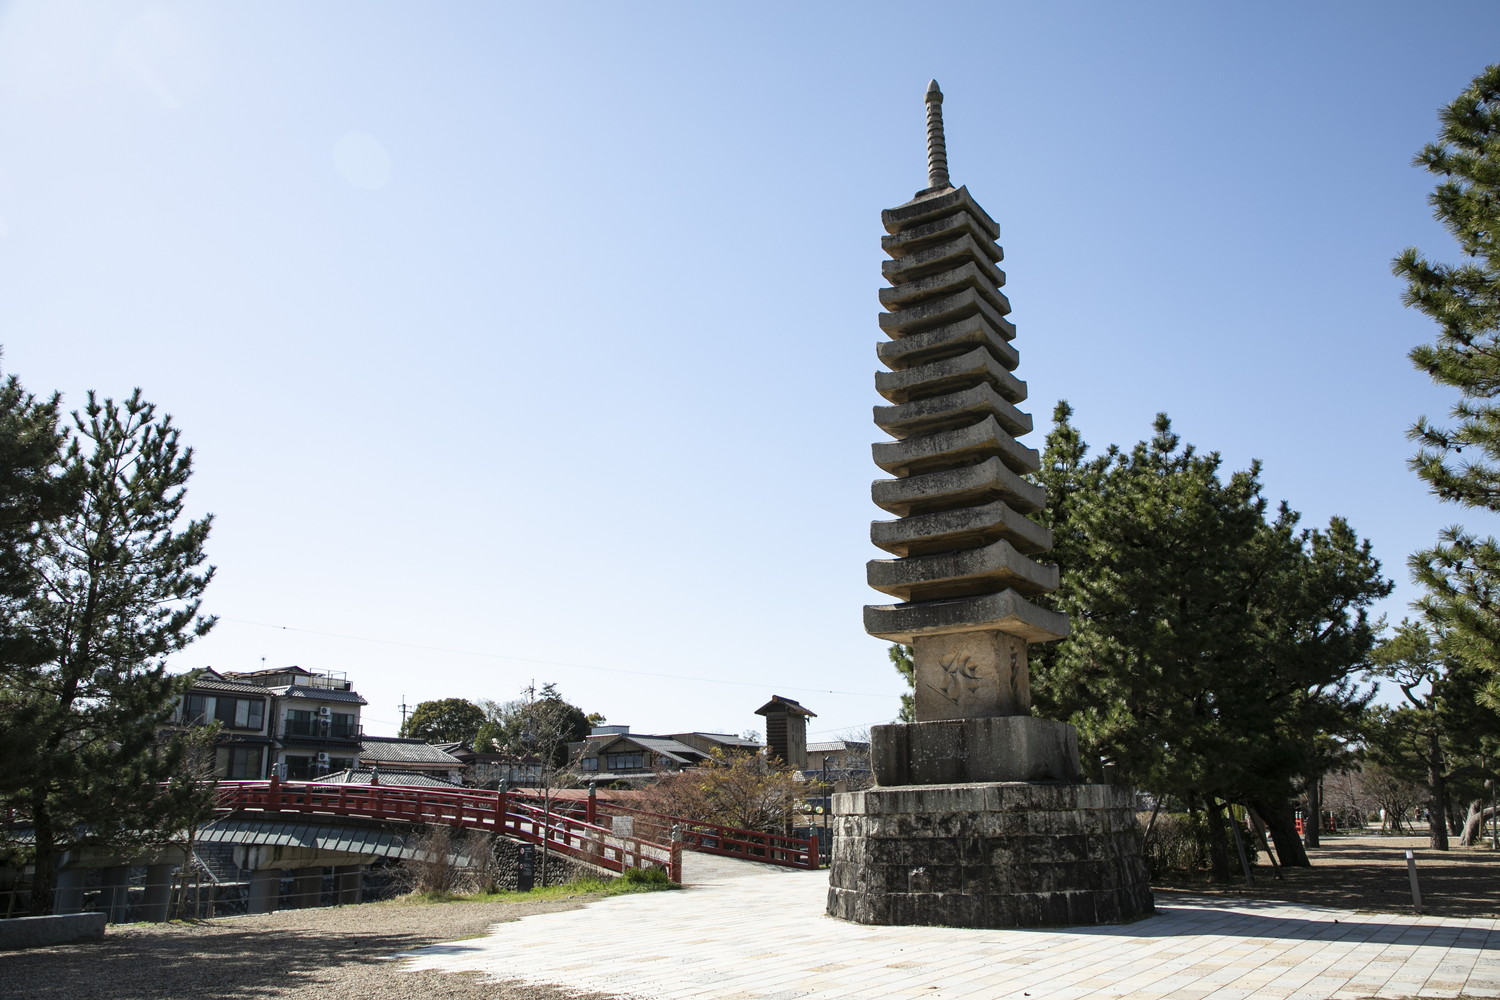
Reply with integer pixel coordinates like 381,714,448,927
401,855,1500,1000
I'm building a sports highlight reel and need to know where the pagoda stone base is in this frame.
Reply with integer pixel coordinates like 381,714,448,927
827,782,1154,928
873,717,1081,785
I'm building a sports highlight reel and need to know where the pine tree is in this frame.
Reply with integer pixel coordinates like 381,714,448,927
1397,64,1500,509
0,370,76,673
1397,65,1500,710
1031,406,1388,876
1,389,217,914
1369,619,1500,848
887,644,914,722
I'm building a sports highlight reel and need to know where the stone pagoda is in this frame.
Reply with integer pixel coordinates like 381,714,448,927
826,81,1154,928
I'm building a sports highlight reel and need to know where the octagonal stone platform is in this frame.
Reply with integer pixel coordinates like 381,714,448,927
828,782,1154,928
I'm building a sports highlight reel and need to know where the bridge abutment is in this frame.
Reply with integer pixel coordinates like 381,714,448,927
293,871,323,908
140,863,176,922
52,868,84,915
247,870,281,914
335,865,363,905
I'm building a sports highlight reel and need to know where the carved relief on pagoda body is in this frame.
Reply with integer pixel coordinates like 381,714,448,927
911,630,1030,721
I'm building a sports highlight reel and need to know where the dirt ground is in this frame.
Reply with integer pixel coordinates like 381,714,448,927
0,894,624,1000
1153,832,1500,918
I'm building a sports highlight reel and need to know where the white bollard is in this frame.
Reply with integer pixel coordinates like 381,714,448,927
1405,849,1422,914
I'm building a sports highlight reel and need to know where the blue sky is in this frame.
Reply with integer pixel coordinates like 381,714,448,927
2,1,1496,739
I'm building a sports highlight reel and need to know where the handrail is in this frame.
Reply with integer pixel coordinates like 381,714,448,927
211,778,682,882
510,790,818,870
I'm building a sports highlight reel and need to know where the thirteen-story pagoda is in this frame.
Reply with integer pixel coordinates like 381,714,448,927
828,82,1153,928
866,80,1069,745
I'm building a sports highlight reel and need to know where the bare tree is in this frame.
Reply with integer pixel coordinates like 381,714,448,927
1321,764,1377,831
491,683,584,885
639,748,804,833
1360,762,1423,833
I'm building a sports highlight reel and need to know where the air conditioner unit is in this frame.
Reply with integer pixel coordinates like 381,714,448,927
317,706,333,717
316,752,330,763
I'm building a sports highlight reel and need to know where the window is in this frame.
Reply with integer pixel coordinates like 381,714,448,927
606,753,645,771
182,693,209,724
284,756,316,780
284,709,316,737
216,746,263,779
581,757,598,771
214,697,265,731
330,712,358,738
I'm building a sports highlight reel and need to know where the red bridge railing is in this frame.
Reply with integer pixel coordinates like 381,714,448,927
513,790,819,870
213,778,681,882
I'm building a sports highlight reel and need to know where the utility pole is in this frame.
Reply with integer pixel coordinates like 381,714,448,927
399,696,410,732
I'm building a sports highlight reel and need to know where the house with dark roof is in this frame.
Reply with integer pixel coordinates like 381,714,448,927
806,739,872,784
431,742,543,789
358,736,465,785
667,732,763,757
569,730,714,787
174,669,276,779
180,666,368,781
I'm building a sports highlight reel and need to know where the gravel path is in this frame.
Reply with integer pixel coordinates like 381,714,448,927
0,894,629,1000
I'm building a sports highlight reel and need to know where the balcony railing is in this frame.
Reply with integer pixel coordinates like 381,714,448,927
281,720,362,740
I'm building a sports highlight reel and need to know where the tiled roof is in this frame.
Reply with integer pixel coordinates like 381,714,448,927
311,769,460,788
754,695,817,718
807,740,870,753
675,732,761,747
190,677,272,695
624,737,703,764
579,771,657,783
181,669,269,695
278,686,367,705
359,736,464,766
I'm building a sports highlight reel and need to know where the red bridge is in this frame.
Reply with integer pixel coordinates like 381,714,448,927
216,778,819,883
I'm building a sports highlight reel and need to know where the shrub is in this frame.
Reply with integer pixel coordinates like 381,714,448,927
1141,812,1208,877
618,865,673,887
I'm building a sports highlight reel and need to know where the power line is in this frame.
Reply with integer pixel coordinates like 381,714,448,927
808,717,900,738
220,616,895,700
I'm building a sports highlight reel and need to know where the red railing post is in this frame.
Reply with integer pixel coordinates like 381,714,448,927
807,831,819,870
268,772,281,809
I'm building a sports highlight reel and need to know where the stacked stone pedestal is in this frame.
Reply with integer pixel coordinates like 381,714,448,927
828,781,1153,928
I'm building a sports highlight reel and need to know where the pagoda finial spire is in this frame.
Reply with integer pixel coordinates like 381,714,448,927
923,79,951,192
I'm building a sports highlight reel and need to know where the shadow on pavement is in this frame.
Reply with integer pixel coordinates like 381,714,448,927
1,927,442,1000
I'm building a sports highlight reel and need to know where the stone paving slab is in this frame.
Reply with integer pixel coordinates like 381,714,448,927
402,859,1499,1000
